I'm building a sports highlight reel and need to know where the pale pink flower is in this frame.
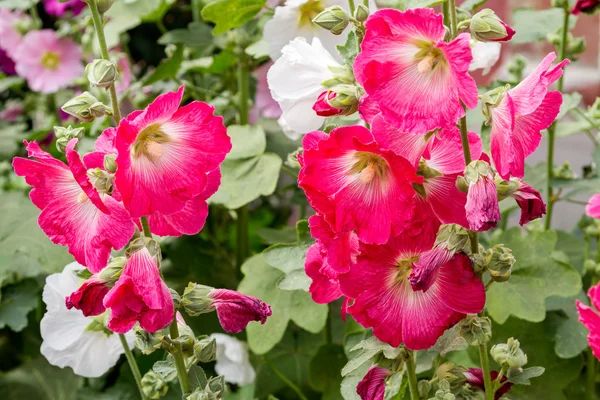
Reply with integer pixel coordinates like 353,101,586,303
14,30,83,94
0,9,31,57
587,194,600,219
250,61,281,123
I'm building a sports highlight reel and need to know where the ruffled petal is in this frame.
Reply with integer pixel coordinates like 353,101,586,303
305,243,343,304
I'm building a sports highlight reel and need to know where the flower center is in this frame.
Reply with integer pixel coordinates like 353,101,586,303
132,124,171,160
77,191,89,203
41,52,61,70
349,152,390,184
395,256,419,282
298,0,324,28
414,43,447,74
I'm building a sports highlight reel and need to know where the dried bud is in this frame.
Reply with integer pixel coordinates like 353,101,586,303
458,315,492,346
104,154,117,173
54,125,85,153
487,244,515,282
470,9,515,42
96,0,116,13
490,338,528,369
86,59,118,88
141,370,169,399
354,4,369,22
312,6,349,35
436,362,467,388
62,92,103,122
181,283,215,317
194,335,217,363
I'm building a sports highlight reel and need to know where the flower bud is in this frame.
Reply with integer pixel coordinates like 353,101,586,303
490,338,528,369
584,259,598,274
126,236,161,259
571,0,600,15
87,167,114,194
97,0,116,13
354,4,369,23
134,327,166,355
104,154,117,173
181,283,215,317
207,375,225,395
313,91,344,117
62,92,102,122
89,101,112,118
481,84,510,123
356,366,390,400
470,9,515,42
86,59,118,88
54,125,85,153
432,379,454,400
418,380,432,398
487,244,515,282
141,370,169,399
99,256,126,281
436,362,467,388
458,315,492,346
554,162,576,180
194,335,217,363
66,275,111,317
494,176,521,200
312,6,349,35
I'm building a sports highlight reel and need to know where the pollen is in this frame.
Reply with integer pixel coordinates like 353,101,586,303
349,152,390,184
145,141,164,158
298,0,324,27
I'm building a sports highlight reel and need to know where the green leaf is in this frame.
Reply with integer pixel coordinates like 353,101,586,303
142,44,184,86
557,92,583,120
153,359,178,382
224,384,255,400
202,0,267,35
430,326,468,357
512,8,575,44
342,337,401,377
104,0,172,48
0,279,39,331
256,226,298,245
263,220,313,291
337,31,358,65
309,344,347,396
458,0,487,12
0,0,37,9
227,125,267,159
384,371,407,400
0,76,24,93
238,254,327,354
545,293,590,359
0,192,73,288
508,367,546,385
401,0,447,9
158,22,213,48
187,365,208,392
554,231,586,273
486,228,582,323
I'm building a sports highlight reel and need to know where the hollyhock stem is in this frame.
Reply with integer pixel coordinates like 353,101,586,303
348,0,356,14
448,0,458,38
236,49,250,268
88,0,122,123
587,334,598,400
119,334,147,400
478,341,495,400
544,6,570,230
169,321,192,395
140,216,152,238
406,351,419,400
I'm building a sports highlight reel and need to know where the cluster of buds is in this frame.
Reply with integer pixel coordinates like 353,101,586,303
547,31,586,61
473,244,515,282
311,64,364,117
490,338,528,369
554,162,576,180
312,4,369,36
458,315,492,346
186,376,225,400
62,92,112,122
436,362,468,389
54,125,85,153
86,59,118,89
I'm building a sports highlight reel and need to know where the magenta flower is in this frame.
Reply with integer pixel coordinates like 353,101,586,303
356,366,390,400
210,289,272,333
339,223,485,350
0,101,23,122
104,247,174,333
43,0,86,17
65,275,110,317
510,180,546,225
465,161,501,232
572,0,600,14
305,243,343,304
586,194,600,219
308,214,359,273
0,48,16,75
298,126,421,245
464,368,513,400
489,53,568,180
114,87,231,220
13,30,83,94
354,8,478,134
0,9,31,57
577,283,600,360
13,140,135,272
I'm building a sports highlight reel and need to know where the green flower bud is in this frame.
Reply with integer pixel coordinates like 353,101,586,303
134,327,166,354
481,84,510,123
98,257,126,282
584,259,598,274
86,59,118,88
186,388,217,400
434,224,470,253
455,175,469,193
431,379,455,400
418,379,432,398
89,101,112,119
141,370,169,399
490,337,528,369
464,160,494,185
494,176,521,200
418,158,443,180
62,92,102,122
126,237,161,259
207,375,225,396
54,125,85,153
181,283,215,317
569,36,586,58
285,148,302,170
104,154,117,173
487,244,515,282
554,162,576,180
322,64,355,87
87,167,114,195
194,335,217,363
312,6,349,35
354,4,369,23
436,362,467,388
458,315,492,346
97,0,116,13
470,9,515,42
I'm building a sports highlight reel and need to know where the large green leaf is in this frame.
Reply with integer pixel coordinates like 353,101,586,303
545,293,590,359
0,279,39,331
202,0,267,35
511,8,575,44
237,254,327,354
309,344,347,399
486,229,581,323
0,192,73,288
158,22,213,49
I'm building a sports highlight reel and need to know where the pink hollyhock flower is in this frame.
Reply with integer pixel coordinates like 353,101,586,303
358,95,381,125
298,125,421,244
372,115,482,228
305,243,343,304
577,283,600,360
313,91,344,117
510,180,546,225
114,86,231,219
586,194,600,219
464,368,513,400
308,214,359,273
354,8,478,134
13,140,135,272
43,0,86,16
572,0,600,14
356,366,391,400
250,61,281,123
210,289,272,333
65,274,110,317
0,9,31,57
464,161,500,232
13,30,83,94
338,225,485,350
103,245,174,333
115,51,133,94
488,53,568,180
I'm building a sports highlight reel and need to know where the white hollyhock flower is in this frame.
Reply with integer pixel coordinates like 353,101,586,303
210,333,256,386
268,37,341,140
40,262,133,378
469,40,501,75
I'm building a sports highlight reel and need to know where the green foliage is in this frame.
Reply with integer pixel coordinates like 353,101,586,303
507,366,546,385
458,0,488,12
158,23,213,49
337,31,359,66
400,0,447,9
238,254,327,354
511,8,576,44
202,0,267,35
0,279,39,332
210,125,282,209
0,0,37,9
142,44,184,86
309,344,347,399
546,293,590,359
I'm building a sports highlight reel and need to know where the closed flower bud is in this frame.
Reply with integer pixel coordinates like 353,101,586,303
207,375,225,396
97,0,116,13
490,338,528,369
356,366,390,400
54,125,85,153
418,379,432,398
481,85,510,123
194,335,217,363
141,370,169,399
66,274,111,317
89,101,112,118
313,90,344,117
211,288,272,333
571,0,600,15
104,154,117,173
464,160,501,232
470,9,515,42
436,362,467,388
86,59,118,88
554,162,576,180
584,259,598,274
432,379,455,400
459,315,492,346
134,327,165,355
312,6,349,35
62,92,101,122
487,244,515,282
181,283,215,317
126,236,161,259
354,4,369,23
99,257,126,280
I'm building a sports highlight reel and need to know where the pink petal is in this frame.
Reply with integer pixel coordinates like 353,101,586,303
308,214,359,273
586,194,600,219
305,243,343,304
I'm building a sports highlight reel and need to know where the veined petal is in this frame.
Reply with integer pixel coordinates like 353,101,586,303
308,214,359,273
490,93,516,180
424,174,469,227
305,243,343,304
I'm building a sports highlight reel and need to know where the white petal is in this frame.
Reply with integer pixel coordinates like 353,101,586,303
469,40,501,75
40,309,89,351
42,263,85,314
211,334,256,386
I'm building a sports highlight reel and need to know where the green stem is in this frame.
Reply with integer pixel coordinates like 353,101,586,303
30,4,42,29
88,0,122,123
448,0,458,38
544,6,570,231
458,116,472,164
265,356,309,400
492,366,507,392
140,216,152,238
478,342,495,400
406,351,420,400
119,334,147,400
236,206,249,268
442,1,450,28
192,0,202,22
324,304,333,344
169,321,191,395
587,347,597,400
347,0,356,14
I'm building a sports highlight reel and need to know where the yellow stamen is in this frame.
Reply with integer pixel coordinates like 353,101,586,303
132,124,171,161
298,0,324,27
77,192,89,203
41,52,60,70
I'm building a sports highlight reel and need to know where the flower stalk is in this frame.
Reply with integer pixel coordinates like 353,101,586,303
406,351,420,400
119,334,147,400
169,321,192,395
236,47,250,268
